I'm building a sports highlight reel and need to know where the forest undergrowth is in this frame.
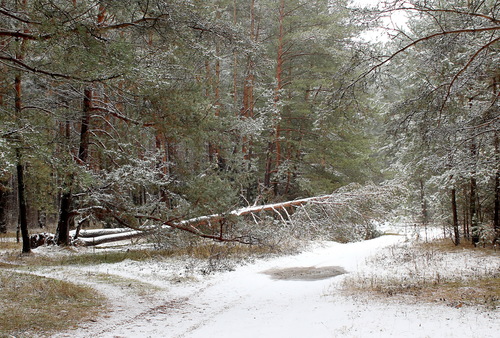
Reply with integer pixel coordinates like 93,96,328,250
341,237,500,310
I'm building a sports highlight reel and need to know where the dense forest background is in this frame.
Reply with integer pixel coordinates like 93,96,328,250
0,0,498,251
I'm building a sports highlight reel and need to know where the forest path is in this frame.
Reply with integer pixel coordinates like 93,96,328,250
46,235,498,338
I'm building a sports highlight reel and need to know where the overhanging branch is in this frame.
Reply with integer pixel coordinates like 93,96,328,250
0,55,123,82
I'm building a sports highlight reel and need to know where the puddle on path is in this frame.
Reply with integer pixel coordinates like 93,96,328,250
262,266,347,281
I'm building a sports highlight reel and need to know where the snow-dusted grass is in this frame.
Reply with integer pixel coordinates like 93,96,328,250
0,232,21,250
0,270,105,337
341,237,500,309
1,239,278,271
1,225,499,337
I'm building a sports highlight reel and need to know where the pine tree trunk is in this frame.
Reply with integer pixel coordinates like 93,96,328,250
56,191,72,245
463,185,469,239
273,0,285,195
470,140,479,245
265,0,286,195
470,176,479,245
56,88,92,245
419,179,428,225
14,25,30,251
16,150,30,253
451,187,460,246
155,133,170,207
0,180,7,233
494,132,499,242
78,88,92,163
264,141,274,189
0,38,8,234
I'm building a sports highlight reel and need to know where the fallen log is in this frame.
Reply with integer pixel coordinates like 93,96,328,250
70,228,134,238
39,194,340,247
176,194,337,229
73,230,144,246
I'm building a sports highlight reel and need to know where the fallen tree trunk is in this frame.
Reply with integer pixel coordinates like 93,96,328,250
177,194,336,229
36,194,344,248
74,230,144,246
71,228,135,238
135,194,341,244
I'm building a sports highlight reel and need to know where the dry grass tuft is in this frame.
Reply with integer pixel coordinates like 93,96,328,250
0,271,106,337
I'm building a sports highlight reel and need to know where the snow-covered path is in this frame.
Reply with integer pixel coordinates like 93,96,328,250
53,235,499,338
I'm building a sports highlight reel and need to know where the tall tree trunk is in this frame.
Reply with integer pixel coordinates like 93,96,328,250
265,0,285,195
78,88,92,163
0,38,8,234
463,184,470,239
55,119,73,246
16,150,30,253
470,140,479,245
241,0,256,159
56,0,103,244
419,179,428,226
0,179,8,233
494,132,499,242
14,7,30,251
492,75,499,243
56,190,72,245
155,133,170,207
56,89,92,245
232,0,238,112
470,176,479,245
273,0,285,195
451,186,460,246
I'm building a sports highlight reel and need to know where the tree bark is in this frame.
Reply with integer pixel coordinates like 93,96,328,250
56,88,91,245
470,140,479,245
76,231,144,246
16,151,30,253
451,186,460,245
419,179,428,225
78,87,92,163
0,183,7,233
241,0,256,159
55,191,72,245
273,0,285,195
494,132,499,242
264,0,286,195
14,16,30,251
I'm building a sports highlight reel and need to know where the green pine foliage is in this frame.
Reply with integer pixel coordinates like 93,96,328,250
0,0,385,240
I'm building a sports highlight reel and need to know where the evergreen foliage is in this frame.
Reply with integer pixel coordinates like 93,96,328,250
0,0,382,248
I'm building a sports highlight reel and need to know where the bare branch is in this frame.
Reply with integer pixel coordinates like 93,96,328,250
440,36,500,112
0,7,42,25
0,30,50,40
379,6,500,24
0,55,123,82
353,25,500,89
97,15,169,31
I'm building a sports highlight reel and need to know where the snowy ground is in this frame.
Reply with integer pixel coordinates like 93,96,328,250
15,226,494,338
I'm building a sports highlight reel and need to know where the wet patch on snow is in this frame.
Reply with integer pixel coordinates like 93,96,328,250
263,266,347,281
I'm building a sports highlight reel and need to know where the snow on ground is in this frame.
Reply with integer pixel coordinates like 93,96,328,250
34,231,499,338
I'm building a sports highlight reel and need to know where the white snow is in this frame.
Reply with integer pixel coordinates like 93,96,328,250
38,231,500,338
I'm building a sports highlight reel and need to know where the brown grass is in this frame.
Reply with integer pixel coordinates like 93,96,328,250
419,237,500,254
0,271,106,337
1,240,276,268
0,233,21,251
342,237,500,310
